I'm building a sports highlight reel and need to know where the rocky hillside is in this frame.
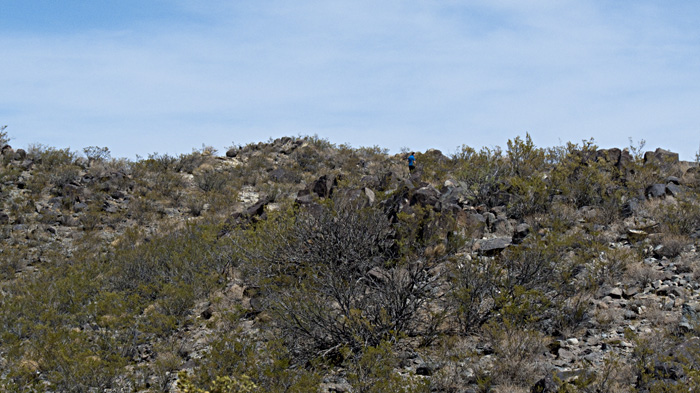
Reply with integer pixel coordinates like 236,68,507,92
1,134,700,393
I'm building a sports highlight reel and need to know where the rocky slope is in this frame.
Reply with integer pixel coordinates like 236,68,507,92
1,136,700,392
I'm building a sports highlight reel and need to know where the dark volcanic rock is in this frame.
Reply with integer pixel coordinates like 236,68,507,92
310,175,337,198
411,185,440,207
644,148,679,167
666,182,681,197
225,147,239,157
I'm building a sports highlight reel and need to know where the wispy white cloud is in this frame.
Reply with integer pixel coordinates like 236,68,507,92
2,0,700,158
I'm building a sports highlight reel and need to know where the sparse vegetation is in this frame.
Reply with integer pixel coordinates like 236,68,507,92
0,135,699,392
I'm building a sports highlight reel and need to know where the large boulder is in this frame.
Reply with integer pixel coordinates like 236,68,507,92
439,181,470,207
233,195,273,221
378,171,401,191
645,184,667,199
0,145,12,156
310,175,337,198
474,236,512,255
381,186,411,223
645,148,681,175
644,148,679,166
333,187,376,209
225,147,239,158
596,148,622,166
410,185,440,207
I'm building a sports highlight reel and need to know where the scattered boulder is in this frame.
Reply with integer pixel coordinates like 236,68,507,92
439,182,470,207
103,200,119,213
410,185,440,207
666,182,681,197
596,148,622,166
360,175,380,189
378,171,401,191
225,147,239,158
14,149,27,161
333,187,376,208
295,189,315,206
513,223,530,244
680,303,699,333
645,184,667,199
310,175,337,198
238,195,273,219
644,148,679,168
621,198,643,217
667,176,681,185
490,217,513,237
531,374,559,393
474,236,512,255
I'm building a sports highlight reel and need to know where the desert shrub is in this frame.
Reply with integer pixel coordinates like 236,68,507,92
450,229,604,333
184,193,207,216
178,372,258,393
449,254,501,332
548,140,621,211
137,152,178,172
449,238,559,333
451,135,553,217
653,197,700,236
109,224,227,299
195,167,231,192
477,320,549,389
0,124,9,145
344,341,430,393
623,139,666,199
0,246,27,279
30,327,127,393
28,145,76,168
22,145,83,191
185,310,321,393
301,134,335,152
49,164,81,190
237,202,433,361
0,161,23,184
290,144,325,173
415,149,454,186
656,233,688,259
0,250,134,392
452,145,507,207
505,134,547,177
629,330,700,392
83,146,111,162
506,173,548,219
176,147,215,174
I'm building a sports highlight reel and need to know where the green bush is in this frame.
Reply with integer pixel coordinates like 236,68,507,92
345,341,429,393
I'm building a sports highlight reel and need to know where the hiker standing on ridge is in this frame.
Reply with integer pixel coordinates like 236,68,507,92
407,152,416,173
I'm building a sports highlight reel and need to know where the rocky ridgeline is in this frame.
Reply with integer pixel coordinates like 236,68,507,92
2,137,700,392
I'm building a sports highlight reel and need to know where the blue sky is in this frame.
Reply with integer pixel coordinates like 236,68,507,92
2,1,700,159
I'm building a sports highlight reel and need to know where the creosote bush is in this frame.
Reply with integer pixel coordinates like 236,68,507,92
236,201,434,361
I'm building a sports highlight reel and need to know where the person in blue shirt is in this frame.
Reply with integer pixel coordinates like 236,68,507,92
407,152,416,173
